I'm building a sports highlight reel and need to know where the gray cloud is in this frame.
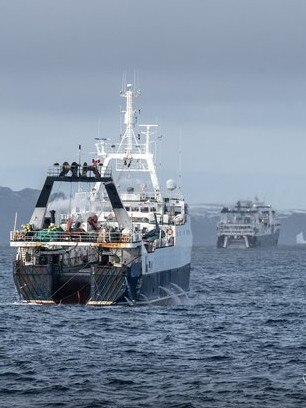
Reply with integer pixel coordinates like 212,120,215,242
1,0,306,207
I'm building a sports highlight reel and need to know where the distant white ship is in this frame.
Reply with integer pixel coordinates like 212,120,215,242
217,200,280,248
296,232,306,244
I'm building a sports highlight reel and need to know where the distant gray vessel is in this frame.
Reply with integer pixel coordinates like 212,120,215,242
217,200,280,248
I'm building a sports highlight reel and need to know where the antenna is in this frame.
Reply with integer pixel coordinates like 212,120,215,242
156,133,163,172
119,104,122,136
137,69,140,92
78,144,82,192
121,71,126,93
133,69,140,93
178,129,182,190
78,144,82,169
133,69,136,91
139,124,158,154
97,116,102,138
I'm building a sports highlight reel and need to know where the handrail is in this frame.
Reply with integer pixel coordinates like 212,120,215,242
10,229,141,244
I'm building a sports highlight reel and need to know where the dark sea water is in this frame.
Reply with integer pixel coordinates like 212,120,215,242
0,245,305,407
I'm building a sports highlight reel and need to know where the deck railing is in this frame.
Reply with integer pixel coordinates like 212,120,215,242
10,229,141,244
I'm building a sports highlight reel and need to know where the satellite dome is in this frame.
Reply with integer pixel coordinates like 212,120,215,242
166,179,177,191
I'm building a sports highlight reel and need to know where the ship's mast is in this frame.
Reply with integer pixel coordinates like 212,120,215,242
95,83,161,200
119,83,139,154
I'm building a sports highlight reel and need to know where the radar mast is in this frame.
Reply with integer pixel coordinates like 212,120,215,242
94,83,161,200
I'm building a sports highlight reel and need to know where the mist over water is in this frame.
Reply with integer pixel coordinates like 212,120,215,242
0,245,305,407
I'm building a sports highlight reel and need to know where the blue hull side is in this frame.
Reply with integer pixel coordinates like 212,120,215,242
137,264,191,303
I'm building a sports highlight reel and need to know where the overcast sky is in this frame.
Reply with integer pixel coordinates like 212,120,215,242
1,0,306,208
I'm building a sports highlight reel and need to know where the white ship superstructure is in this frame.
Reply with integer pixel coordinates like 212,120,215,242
217,200,280,248
10,83,192,305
